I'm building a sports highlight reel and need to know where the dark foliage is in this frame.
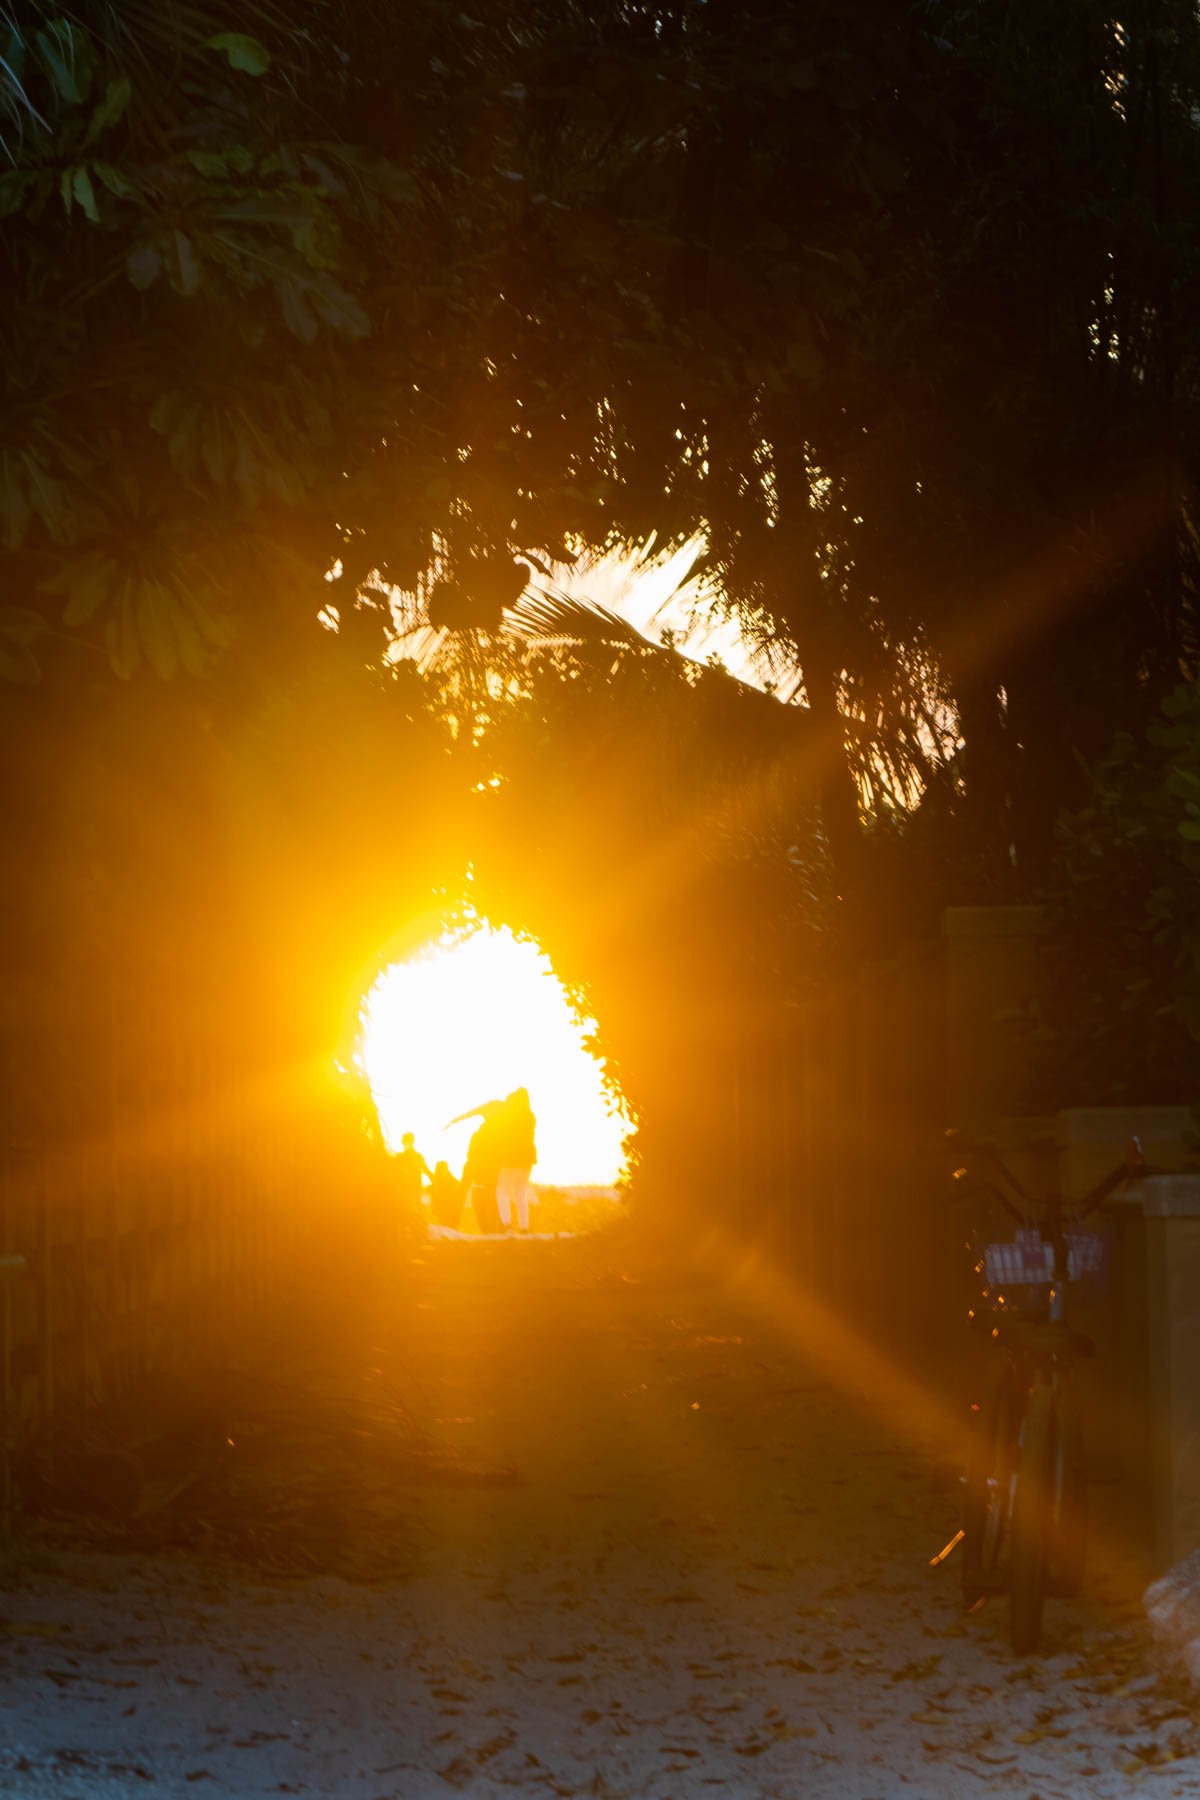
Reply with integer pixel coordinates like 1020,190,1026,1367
7,0,1200,1179
1029,678,1200,1105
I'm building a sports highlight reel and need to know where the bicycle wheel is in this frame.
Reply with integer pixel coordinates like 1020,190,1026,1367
1010,1380,1054,1654
1046,1393,1087,1599
961,1368,1017,1604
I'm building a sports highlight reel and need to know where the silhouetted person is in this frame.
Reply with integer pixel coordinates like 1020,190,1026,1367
429,1160,463,1230
449,1094,507,1238
394,1131,430,1212
497,1087,537,1233
459,1108,503,1234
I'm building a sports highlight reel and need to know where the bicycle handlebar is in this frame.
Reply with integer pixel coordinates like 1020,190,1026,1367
947,1131,1146,1223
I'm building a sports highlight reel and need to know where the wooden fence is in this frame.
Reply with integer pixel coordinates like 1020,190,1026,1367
714,909,1053,1370
714,938,953,1351
0,905,1048,1526
0,955,388,1529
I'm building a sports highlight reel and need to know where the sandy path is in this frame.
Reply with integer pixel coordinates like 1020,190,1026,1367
1,1231,1196,1798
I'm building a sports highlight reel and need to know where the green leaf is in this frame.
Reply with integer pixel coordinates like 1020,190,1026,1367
289,212,324,267
127,241,162,289
59,554,118,626
85,73,131,142
167,412,200,478
34,19,95,105
1,24,26,86
138,583,179,679
1178,821,1200,842
106,589,140,679
199,410,227,483
0,639,40,685
279,280,317,343
0,172,29,218
93,161,135,200
231,426,263,500
149,389,187,435
171,601,208,677
169,230,200,297
0,605,46,646
309,274,370,339
0,456,30,549
181,590,234,649
72,165,99,223
1166,766,1200,799
206,32,270,76
23,457,67,539
1148,721,1193,751
186,146,255,179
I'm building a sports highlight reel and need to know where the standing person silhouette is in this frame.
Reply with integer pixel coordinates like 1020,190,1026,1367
447,1099,505,1234
497,1088,537,1233
429,1160,464,1230
394,1132,430,1213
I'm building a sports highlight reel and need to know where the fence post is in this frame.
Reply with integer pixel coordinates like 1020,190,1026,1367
35,1171,53,1447
0,1244,26,1539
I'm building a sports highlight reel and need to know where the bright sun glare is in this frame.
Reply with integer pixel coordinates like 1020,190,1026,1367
357,923,629,1188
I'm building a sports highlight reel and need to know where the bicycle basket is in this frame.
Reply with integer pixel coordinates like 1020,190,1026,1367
983,1229,1106,1288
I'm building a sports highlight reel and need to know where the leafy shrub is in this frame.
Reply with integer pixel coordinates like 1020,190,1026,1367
1029,679,1200,1104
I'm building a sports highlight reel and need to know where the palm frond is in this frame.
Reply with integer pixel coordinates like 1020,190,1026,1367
503,583,660,653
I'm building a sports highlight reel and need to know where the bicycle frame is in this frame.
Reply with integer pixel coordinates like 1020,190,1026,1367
943,1134,1143,1652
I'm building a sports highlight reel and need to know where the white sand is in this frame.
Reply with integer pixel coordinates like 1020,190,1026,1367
1,1235,1195,1798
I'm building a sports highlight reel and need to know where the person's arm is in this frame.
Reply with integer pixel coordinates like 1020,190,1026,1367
445,1101,491,1128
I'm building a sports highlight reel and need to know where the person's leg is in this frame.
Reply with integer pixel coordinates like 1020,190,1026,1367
475,1181,502,1233
496,1170,513,1228
514,1170,531,1232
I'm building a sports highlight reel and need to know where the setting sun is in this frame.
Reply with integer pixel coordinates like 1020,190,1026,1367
356,921,630,1188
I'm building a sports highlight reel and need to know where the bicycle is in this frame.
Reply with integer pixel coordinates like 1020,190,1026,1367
934,1132,1145,1653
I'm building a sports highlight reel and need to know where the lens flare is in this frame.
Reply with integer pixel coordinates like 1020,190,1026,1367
357,922,629,1187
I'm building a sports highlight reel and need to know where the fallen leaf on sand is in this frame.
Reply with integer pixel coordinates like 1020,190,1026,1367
891,1655,943,1683
585,1773,627,1798
472,1734,515,1764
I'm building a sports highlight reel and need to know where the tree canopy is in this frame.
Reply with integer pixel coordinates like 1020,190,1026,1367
8,2,1200,898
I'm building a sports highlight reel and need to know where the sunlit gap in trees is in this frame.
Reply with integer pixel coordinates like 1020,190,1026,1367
386,533,773,689
355,918,630,1199
381,533,960,817
575,539,961,814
